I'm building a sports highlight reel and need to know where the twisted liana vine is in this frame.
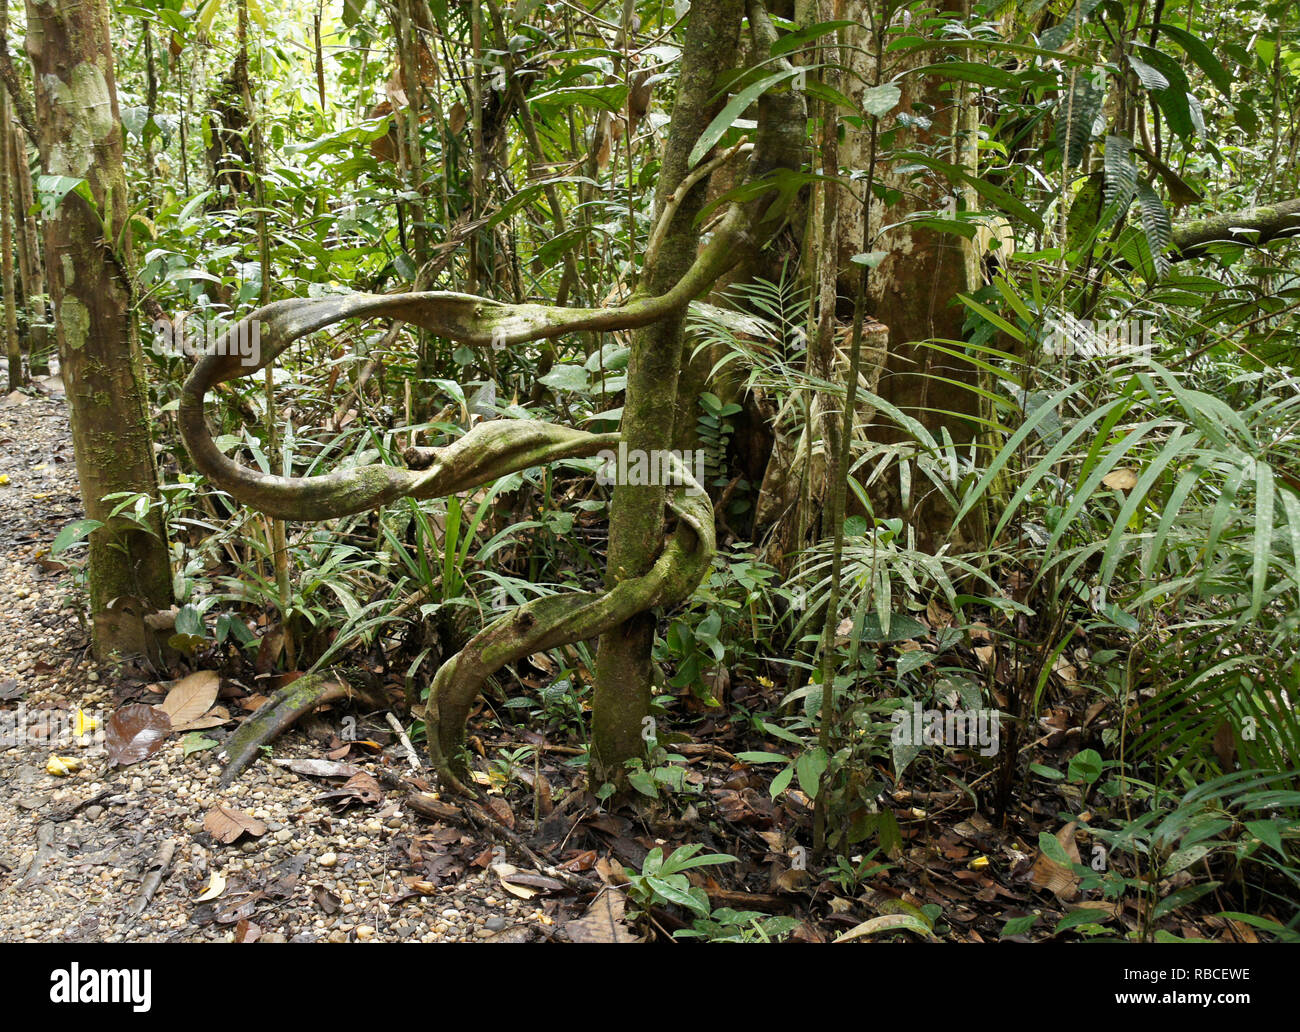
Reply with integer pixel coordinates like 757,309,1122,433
179,283,721,792
180,1,806,791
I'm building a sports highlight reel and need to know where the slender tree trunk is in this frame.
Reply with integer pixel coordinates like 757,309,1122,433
12,111,48,374
589,0,746,785
24,0,174,659
1,86,19,391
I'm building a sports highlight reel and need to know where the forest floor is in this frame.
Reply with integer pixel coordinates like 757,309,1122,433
0,382,1272,945
0,385,554,943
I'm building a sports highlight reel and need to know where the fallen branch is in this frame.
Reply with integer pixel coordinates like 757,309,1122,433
386,711,423,772
218,672,374,786
132,838,176,916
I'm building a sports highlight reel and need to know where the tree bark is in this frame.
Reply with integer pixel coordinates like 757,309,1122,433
24,0,173,659
589,0,747,785
1169,197,1300,261
1,86,18,391
8,102,43,374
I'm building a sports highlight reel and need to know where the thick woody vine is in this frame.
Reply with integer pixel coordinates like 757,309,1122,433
180,6,807,793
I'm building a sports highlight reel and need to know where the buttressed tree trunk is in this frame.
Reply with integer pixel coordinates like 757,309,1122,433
25,0,173,659
833,1,988,549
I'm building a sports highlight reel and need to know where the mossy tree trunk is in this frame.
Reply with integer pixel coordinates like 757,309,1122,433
817,0,987,549
24,0,173,659
588,0,748,785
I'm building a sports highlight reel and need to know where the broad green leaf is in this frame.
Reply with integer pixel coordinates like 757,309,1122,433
688,69,800,169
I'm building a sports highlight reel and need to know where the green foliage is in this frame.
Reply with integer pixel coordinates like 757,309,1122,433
624,844,740,931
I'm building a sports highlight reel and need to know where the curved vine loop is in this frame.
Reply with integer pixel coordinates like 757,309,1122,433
180,291,716,792
177,5,807,788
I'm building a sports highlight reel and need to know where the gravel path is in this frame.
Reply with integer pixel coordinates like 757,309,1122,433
0,385,547,942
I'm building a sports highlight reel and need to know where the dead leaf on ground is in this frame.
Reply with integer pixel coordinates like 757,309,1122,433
105,704,172,767
195,871,227,902
341,771,383,804
1029,822,1081,901
313,886,340,914
490,862,539,899
234,919,261,942
157,670,220,725
316,771,384,810
203,805,268,845
214,892,263,925
834,913,935,942
563,887,640,943
1069,899,1122,922
483,795,514,829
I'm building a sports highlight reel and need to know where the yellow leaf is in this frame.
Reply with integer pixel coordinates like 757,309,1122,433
0,474,9,485
47,755,83,776
195,871,227,902
73,708,98,737
968,855,990,870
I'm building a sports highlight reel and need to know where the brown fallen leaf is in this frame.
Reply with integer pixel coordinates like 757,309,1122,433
1069,899,1122,921
171,704,233,733
313,886,340,914
492,863,540,900
1029,822,1081,901
564,888,640,943
215,892,264,925
157,670,220,725
234,918,262,943
105,704,172,767
343,771,383,804
483,795,515,829
499,870,566,893
409,793,461,821
203,805,268,845
317,770,385,810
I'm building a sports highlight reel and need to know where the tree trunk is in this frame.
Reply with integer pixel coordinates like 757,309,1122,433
10,109,48,374
1,86,19,391
589,0,746,785
825,0,986,549
24,0,173,659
